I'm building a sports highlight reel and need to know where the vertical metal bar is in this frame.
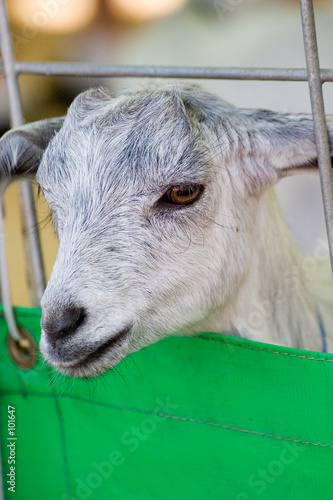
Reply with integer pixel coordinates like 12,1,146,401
0,0,46,305
300,0,333,271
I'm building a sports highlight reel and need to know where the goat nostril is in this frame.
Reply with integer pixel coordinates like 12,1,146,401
42,306,86,343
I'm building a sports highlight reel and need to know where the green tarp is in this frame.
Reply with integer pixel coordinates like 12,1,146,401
0,306,333,499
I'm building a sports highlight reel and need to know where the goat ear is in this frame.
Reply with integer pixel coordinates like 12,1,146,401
0,117,65,188
240,110,333,192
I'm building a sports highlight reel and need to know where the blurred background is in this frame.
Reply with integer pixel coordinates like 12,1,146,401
0,0,333,305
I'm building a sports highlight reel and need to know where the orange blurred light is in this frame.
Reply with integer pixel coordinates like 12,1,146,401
107,0,190,23
8,0,98,34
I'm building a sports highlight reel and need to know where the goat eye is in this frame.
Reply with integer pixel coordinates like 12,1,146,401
164,185,202,205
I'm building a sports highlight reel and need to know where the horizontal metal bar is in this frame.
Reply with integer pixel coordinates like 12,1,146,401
0,61,333,81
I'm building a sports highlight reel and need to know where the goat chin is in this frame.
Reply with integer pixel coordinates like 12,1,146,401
0,82,332,376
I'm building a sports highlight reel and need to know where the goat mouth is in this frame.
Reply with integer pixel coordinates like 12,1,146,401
78,326,131,366
49,325,132,373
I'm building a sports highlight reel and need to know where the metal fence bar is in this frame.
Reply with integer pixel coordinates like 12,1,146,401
0,61,333,82
300,0,333,270
0,0,46,312
0,0,27,345
0,3,23,133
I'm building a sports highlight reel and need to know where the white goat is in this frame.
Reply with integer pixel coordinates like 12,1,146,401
0,82,332,378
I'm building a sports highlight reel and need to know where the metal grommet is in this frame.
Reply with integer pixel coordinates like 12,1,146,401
7,327,38,370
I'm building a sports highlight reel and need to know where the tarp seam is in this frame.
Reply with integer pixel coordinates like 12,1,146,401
1,390,332,450
196,336,333,362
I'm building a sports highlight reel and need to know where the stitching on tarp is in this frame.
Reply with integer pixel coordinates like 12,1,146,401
1,390,332,449
159,415,333,449
196,336,333,362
